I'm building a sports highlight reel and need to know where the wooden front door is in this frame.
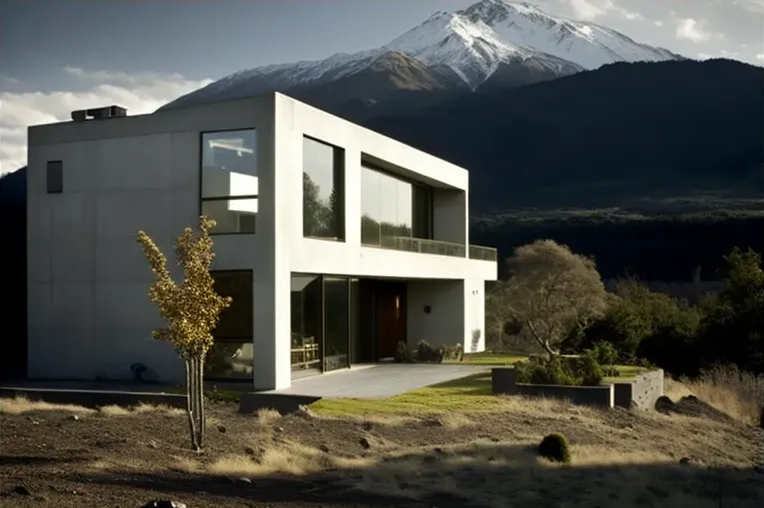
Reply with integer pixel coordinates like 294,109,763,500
375,281,407,360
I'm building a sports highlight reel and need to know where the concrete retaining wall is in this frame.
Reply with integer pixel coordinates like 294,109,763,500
492,367,664,410
492,368,614,408
613,369,664,410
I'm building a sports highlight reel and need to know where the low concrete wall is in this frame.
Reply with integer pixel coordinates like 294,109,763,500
491,368,614,408
613,369,664,410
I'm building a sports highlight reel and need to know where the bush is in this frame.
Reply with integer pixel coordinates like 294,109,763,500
394,341,413,363
441,343,464,362
538,433,571,464
578,352,604,386
590,341,618,367
414,340,443,362
514,354,603,386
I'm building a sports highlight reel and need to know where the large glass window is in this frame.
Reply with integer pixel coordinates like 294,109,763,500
323,277,349,372
290,274,323,373
201,130,257,234
206,270,253,379
360,163,432,247
303,136,344,240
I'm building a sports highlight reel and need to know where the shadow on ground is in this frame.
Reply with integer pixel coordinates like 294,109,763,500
67,443,764,508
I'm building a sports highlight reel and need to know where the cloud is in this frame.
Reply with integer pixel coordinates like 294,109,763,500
565,0,643,21
757,54,764,60
0,68,212,174
675,18,713,43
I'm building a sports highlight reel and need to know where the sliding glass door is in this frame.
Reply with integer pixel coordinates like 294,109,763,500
290,274,359,376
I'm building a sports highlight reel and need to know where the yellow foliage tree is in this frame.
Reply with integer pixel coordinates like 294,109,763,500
137,215,231,451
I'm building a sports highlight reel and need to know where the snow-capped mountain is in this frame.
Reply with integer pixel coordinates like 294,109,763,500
162,0,682,110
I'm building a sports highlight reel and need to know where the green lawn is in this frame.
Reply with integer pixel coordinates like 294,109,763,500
447,352,528,365
310,373,506,416
603,364,648,383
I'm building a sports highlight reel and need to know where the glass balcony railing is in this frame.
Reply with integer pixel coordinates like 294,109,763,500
362,235,498,262
469,245,498,262
375,235,467,257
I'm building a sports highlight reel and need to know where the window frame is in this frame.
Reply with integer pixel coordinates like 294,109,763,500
302,135,346,242
199,129,258,236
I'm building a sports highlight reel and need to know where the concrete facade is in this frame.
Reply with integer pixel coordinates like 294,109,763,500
26,93,497,390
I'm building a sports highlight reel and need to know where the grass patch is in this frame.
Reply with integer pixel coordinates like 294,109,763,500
449,353,527,365
311,373,505,416
602,364,650,383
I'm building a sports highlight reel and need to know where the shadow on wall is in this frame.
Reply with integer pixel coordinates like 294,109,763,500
66,442,763,507
0,167,27,379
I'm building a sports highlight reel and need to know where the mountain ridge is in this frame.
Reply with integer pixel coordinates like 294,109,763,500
161,0,681,111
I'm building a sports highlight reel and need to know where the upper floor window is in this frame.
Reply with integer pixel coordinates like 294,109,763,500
302,136,345,241
360,163,432,247
201,130,257,234
46,161,63,194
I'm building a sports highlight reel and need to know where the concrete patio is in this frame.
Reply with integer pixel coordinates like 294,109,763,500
266,363,488,399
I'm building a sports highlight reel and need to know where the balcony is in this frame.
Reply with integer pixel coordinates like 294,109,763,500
362,235,498,262
469,245,498,262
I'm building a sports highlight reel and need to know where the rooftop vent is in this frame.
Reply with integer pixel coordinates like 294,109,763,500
71,105,127,122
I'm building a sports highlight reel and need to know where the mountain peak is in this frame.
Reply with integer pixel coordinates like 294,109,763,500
160,0,683,111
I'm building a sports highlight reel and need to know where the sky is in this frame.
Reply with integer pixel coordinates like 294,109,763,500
1,0,763,174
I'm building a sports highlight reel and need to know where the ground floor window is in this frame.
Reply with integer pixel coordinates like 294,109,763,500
206,270,254,379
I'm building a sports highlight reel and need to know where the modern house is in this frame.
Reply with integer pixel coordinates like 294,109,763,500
25,93,497,390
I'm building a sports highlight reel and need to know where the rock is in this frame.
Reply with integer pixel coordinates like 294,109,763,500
68,415,79,421
217,425,226,433
433,447,445,454
655,395,676,414
244,446,256,455
679,457,691,465
359,437,371,450
141,501,188,508
11,485,31,496
362,421,374,431
275,427,284,433
319,444,329,453
232,477,252,485
147,441,159,449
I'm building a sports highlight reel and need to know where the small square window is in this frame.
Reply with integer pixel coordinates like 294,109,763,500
46,161,63,193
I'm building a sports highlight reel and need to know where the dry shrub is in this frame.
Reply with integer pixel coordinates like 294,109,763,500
208,441,370,477
677,365,764,425
0,397,95,415
98,403,185,417
254,407,282,426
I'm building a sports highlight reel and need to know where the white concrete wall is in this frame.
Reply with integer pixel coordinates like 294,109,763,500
27,96,277,384
26,92,497,390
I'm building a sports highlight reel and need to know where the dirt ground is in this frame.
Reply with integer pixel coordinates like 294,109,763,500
1,396,763,508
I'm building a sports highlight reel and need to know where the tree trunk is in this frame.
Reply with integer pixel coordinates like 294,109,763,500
196,356,206,449
184,359,200,451
526,320,558,357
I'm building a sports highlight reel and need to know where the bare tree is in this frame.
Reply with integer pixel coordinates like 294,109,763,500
504,239,607,356
137,216,231,451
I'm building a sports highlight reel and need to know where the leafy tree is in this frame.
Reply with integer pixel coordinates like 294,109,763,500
504,239,608,356
698,247,764,373
137,216,232,451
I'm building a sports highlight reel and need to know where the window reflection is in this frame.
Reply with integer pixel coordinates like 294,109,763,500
303,136,344,240
360,163,432,248
290,274,322,373
323,277,349,372
201,130,257,234
207,270,253,379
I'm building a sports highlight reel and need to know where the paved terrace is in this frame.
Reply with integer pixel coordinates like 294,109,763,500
264,364,489,399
